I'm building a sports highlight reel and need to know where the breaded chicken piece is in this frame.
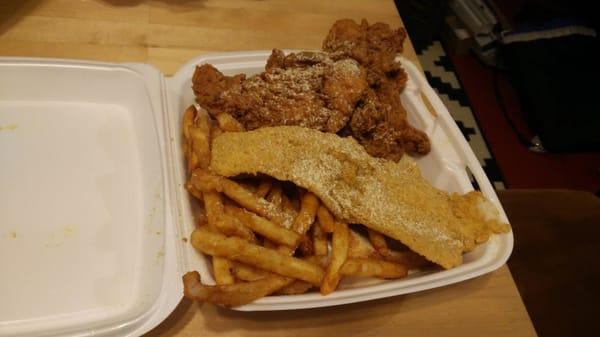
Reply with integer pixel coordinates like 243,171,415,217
323,19,429,160
192,18,431,161
323,18,407,87
193,50,367,133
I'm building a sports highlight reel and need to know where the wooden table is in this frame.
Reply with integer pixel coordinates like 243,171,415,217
0,1,537,336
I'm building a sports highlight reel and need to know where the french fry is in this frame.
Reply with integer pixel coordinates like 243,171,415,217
276,280,314,295
185,181,203,200
304,255,408,279
282,193,297,213
273,192,318,255
255,179,272,199
211,258,234,285
348,229,380,259
183,271,291,308
203,192,224,222
298,235,315,256
320,221,349,294
191,171,295,228
191,227,325,286
182,105,195,141
316,206,336,233
182,105,196,167
215,213,257,243
225,205,301,247
281,194,299,227
231,263,268,282
203,192,235,285
266,182,283,212
340,258,408,279
188,107,211,171
291,192,319,235
312,221,329,256
214,112,245,132
190,170,222,191
368,229,429,269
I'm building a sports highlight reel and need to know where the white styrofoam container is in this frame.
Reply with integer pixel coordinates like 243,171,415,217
0,51,513,336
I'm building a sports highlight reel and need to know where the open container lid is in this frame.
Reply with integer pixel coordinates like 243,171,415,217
0,59,182,337
0,52,513,336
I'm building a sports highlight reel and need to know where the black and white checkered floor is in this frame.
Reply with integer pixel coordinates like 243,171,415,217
417,41,505,190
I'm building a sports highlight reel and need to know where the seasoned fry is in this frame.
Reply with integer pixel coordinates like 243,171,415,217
367,229,392,256
183,271,291,307
305,255,408,279
188,107,211,171
255,179,272,199
276,280,314,295
211,258,234,285
191,171,294,228
203,192,235,285
225,205,301,247
368,229,429,269
348,229,380,259
316,206,336,233
298,235,314,256
312,221,329,256
303,255,328,267
185,181,203,200
190,170,223,191
292,192,319,235
215,213,257,242
341,258,408,279
266,182,283,211
282,193,297,214
215,112,245,132
182,105,196,167
191,227,325,285
272,192,320,256
320,221,349,294
231,263,268,282
203,192,224,223
182,105,195,141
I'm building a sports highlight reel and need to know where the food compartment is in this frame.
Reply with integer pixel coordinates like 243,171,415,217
165,51,513,311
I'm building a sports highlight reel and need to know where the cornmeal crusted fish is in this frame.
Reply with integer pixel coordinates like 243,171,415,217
210,126,510,268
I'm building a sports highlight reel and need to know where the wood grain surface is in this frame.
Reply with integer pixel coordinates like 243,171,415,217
0,1,537,336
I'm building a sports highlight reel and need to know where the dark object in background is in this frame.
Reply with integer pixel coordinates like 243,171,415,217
502,25,600,152
395,0,448,53
500,189,600,337
442,15,473,56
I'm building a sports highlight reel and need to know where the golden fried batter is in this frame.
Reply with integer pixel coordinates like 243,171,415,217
192,19,431,161
211,126,510,269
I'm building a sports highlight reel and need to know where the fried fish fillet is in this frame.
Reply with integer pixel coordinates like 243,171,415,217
210,126,510,269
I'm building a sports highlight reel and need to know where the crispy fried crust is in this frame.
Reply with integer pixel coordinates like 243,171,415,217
191,18,431,161
210,126,510,269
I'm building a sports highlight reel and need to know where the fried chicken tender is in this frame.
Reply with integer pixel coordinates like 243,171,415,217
323,18,407,87
192,64,246,109
191,18,430,161
323,18,430,159
194,51,367,133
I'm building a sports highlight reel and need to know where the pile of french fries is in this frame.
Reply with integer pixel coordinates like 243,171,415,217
181,104,428,307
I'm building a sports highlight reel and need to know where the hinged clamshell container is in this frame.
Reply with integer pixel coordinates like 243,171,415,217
0,52,513,337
